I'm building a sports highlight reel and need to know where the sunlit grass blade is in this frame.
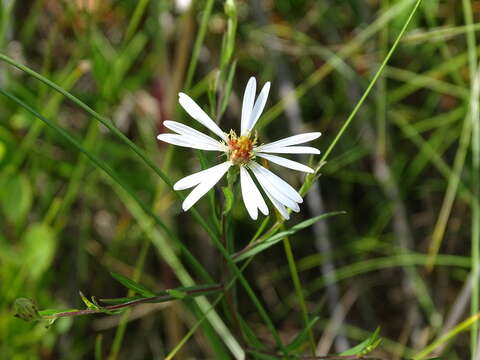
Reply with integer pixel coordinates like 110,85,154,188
413,313,480,360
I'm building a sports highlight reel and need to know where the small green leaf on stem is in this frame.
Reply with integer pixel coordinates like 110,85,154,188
222,186,234,214
339,327,381,356
166,289,187,299
110,271,156,297
234,211,346,262
79,291,100,310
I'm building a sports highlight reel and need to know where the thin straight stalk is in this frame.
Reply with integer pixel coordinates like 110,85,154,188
123,0,150,43
376,0,389,159
108,239,151,360
184,0,215,89
320,0,423,164
462,0,479,357
282,234,316,354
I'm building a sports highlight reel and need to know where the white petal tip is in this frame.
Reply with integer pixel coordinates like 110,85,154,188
182,202,192,211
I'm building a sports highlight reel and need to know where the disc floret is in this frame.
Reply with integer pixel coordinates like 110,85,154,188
226,130,257,165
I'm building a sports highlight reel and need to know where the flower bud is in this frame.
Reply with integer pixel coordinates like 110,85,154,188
14,298,40,321
224,0,236,18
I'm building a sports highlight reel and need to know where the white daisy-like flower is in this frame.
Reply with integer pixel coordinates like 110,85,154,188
157,77,321,220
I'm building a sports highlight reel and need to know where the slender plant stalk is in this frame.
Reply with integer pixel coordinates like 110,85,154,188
282,233,316,354
209,221,287,353
184,0,215,89
95,335,103,360
108,239,151,360
320,0,423,163
462,0,480,357
38,285,224,320
376,0,389,159
123,0,150,44
425,115,472,270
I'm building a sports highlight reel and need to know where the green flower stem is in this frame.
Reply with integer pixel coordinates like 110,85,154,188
282,230,316,355
220,167,244,342
209,220,287,353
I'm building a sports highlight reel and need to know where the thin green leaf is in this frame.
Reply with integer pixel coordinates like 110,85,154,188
39,309,81,317
234,211,345,262
110,272,156,297
339,327,381,356
79,291,100,311
219,60,237,118
285,316,320,352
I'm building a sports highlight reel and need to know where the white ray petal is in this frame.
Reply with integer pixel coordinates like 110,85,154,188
182,162,232,211
240,167,258,220
256,153,314,173
257,180,290,220
157,134,223,151
174,164,226,190
256,146,320,155
250,162,303,203
257,132,321,150
240,77,256,135
240,166,268,219
249,163,300,211
178,92,227,140
247,81,270,133
164,120,226,150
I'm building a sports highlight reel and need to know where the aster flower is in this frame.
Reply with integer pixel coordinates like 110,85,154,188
157,77,321,220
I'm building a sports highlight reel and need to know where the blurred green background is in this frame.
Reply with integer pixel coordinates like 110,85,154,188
1,0,479,359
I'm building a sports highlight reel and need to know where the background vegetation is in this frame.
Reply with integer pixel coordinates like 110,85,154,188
1,0,479,359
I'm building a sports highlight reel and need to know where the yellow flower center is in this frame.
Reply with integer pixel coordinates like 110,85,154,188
227,130,256,165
